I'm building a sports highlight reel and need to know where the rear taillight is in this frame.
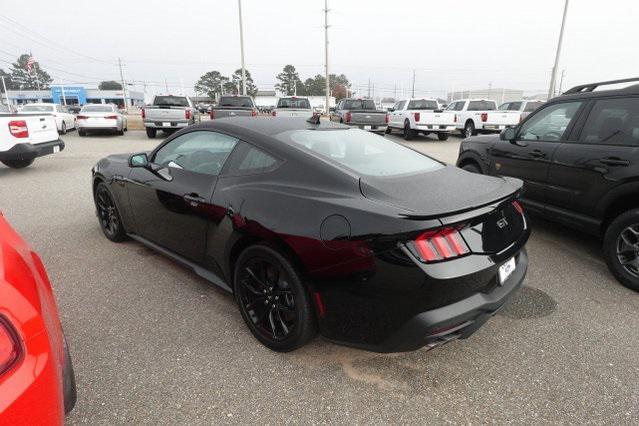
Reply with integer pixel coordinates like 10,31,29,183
141,108,145,119
414,112,420,122
385,114,389,123
76,115,88,120
251,109,257,117
0,316,21,376
345,112,352,123
512,200,524,215
185,109,191,120
413,227,469,263
8,120,28,138
210,110,215,119
481,113,488,122
105,115,117,120
272,110,277,116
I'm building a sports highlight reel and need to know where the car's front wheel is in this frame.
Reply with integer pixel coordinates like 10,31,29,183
60,122,67,135
94,182,127,242
146,128,157,139
1,159,34,169
603,209,639,292
234,244,317,351
461,163,481,174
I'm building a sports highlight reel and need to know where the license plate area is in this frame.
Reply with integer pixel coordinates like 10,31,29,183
498,257,516,284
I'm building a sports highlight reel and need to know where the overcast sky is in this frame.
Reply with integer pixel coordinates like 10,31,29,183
2,0,638,98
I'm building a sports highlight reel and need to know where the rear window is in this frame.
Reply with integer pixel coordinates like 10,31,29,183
468,101,496,111
524,102,544,112
281,129,443,177
153,96,189,107
407,100,439,110
21,105,53,112
81,105,113,112
219,96,254,108
343,100,376,110
277,98,311,109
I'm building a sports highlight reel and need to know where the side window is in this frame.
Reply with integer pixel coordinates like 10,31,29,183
508,102,522,111
224,142,280,176
499,103,510,111
396,101,405,110
446,102,457,111
579,98,639,146
455,101,466,111
153,131,238,176
518,101,582,142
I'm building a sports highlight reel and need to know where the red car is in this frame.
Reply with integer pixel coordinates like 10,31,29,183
0,213,76,424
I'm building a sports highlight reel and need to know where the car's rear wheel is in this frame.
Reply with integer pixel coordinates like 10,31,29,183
385,125,392,134
234,245,316,351
146,128,157,139
464,121,476,138
438,132,449,141
94,182,127,242
461,163,481,174
1,159,34,169
60,122,67,135
403,120,416,140
603,209,639,291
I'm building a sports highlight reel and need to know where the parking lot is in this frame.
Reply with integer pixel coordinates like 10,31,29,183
1,128,638,424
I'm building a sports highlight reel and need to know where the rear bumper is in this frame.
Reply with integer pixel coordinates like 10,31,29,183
78,119,119,130
345,123,388,132
413,124,456,132
0,140,65,161
144,120,190,129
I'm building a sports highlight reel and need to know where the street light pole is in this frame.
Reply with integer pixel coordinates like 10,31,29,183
548,0,569,100
238,0,247,96
118,57,128,111
324,0,330,115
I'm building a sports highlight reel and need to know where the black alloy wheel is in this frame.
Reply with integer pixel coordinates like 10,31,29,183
234,245,316,351
95,183,127,242
603,208,639,291
462,163,481,174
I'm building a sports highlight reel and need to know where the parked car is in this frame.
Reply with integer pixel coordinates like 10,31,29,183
142,95,198,139
210,95,257,120
0,213,77,423
77,104,127,136
498,100,545,120
0,111,64,168
330,98,388,133
387,98,456,141
456,77,639,291
447,99,520,138
91,117,529,353
18,103,76,134
272,97,315,119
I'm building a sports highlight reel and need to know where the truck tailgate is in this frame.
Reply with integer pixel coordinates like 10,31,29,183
274,108,313,117
351,111,386,124
418,111,456,125
213,108,254,118
486,111,520,126
1,115,58,152
146,107,187,121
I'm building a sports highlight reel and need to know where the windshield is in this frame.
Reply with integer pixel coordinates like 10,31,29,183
153,96,189,107
524,101,544,112
281,129,443,177
81,105,114,112
407,100,439,110
21,105,53,112
277,98,311,109
468,101,496,111
343,100,376,110
219,96,254,108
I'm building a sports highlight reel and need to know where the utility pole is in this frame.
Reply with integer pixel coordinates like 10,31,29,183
367,77,371,98
164,77,169,93
393,84,397,100
238,0,247,95
413,70,417,97
548,0,569,100
118,57,128,111
293,79,297,96
1,76,9,106
324,0,330,115
558,69,566,94
488,81,492,100
60,84,67,106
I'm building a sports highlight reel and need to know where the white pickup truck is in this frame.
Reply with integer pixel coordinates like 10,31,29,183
447,99,520,138
387,98,456,141
0,114,64,168
272,97,314,119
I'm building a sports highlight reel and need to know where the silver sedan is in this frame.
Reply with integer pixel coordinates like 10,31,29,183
77,104,127,136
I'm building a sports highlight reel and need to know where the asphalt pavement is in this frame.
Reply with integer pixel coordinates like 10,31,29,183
1,127,637,424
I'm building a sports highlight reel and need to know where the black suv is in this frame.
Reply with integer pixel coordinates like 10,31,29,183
457,77,639,291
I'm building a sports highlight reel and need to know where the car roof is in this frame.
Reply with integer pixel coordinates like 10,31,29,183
191,117,348,138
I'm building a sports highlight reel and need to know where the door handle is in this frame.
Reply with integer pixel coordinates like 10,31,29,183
599,157,630,166
529,150,545,158
183,193,206,204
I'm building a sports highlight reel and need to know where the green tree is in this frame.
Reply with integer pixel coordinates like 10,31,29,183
302,73,351,99
230,68,258,97
0,69,17,92
10,54,52,90
98,80,122,90
303,75,325,96
275,65,303,96
194,71,229,99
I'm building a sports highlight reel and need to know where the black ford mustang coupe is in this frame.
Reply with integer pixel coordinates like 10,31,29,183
92,117,530,352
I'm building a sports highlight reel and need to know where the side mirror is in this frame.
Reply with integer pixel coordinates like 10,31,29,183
500,127,516,142
129,153,148,167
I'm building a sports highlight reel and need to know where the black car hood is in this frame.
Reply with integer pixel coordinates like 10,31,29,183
360,165,521,218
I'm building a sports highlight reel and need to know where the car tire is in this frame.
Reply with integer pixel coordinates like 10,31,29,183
62,333,77,415
117,127,124,136
464,121,477,138
603,209,639,292
1,159,34,169
461,163,481,174
438,132,449,141
403,121,416,140
234,244,317,352
79,130,86,137
385,126,392,134
146,128,157,139
60,122,67,135
94,182,127,242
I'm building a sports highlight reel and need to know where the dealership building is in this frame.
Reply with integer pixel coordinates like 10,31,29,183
4,86,145,107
